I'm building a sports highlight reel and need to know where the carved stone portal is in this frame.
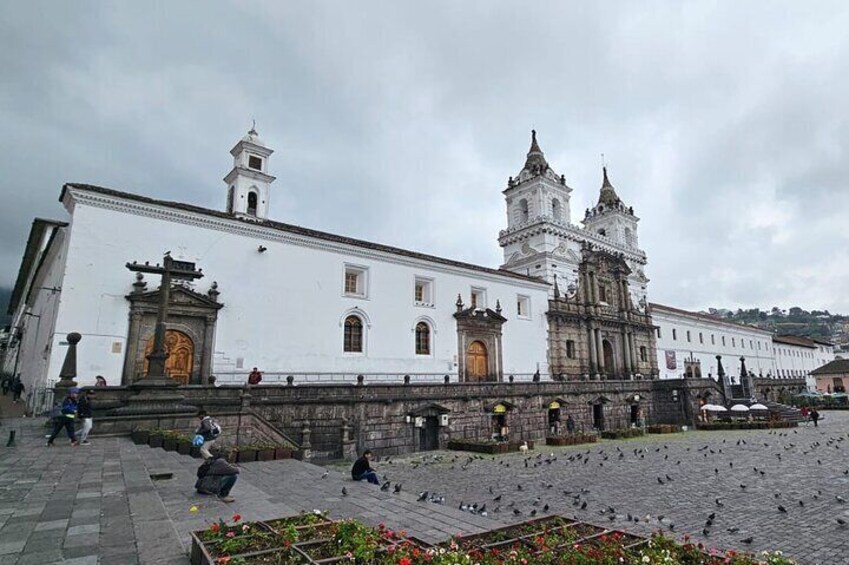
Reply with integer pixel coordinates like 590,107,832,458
123,285,223,385
454,307,507,383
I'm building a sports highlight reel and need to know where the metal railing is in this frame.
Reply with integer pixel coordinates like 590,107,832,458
211,372,555,386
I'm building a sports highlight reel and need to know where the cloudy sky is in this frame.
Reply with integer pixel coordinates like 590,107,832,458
1,1,848,313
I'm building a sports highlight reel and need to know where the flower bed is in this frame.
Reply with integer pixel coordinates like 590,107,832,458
647,424,682,434
545,433,598,446
600,428,645,440
446,439,534,454
190,513,796,565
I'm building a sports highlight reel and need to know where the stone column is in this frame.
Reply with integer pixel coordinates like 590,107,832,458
54,332,81,399
622,329,632,374
595,329,605,374
587,326,598,374
122,311,143,385
201,315,216,384
630,333,639,373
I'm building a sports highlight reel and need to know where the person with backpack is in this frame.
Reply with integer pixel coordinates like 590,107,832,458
194,446,239,502
76,389,95,445
47,387,81,446
194,410,221,459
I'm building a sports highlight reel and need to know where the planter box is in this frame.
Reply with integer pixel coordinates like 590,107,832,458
600,428,645,440
256,448,275,461
131,430,150,445
647,424,682,434
274,447,293,460
446,440,534,454
162,438,178,452
148,435,164,448
546,434,598,446
177,441,192,456
237,449,258,463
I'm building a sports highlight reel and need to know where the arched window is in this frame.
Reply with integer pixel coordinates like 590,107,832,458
344,315,363,353
227,186,235,213
624,227,633,247
415,322,430,355
517,199,529,223
247,191,258,216
551,198,561,221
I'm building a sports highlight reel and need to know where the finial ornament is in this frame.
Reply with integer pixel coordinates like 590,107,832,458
249,119,258,136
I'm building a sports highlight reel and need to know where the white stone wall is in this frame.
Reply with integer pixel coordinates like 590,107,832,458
37,189,550,387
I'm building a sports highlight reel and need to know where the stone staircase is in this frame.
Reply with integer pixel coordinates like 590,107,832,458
761,400,805,423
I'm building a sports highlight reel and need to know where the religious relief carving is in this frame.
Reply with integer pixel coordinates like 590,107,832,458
521,242,537,255
143,330,194,385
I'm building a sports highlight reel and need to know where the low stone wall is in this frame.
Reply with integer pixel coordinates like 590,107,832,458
87,378,722,461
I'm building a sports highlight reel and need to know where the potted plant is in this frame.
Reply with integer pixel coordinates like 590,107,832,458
177,434,193,455
274,445,293,460
148,429,165,448
162,430,180,452
237,445,258,463
131,428,150,445
255,443,276,461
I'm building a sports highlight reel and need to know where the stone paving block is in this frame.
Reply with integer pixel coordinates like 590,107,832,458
0,540,27,555
59,555,99,565
67,524,100,536
16,549,66,565
35,518,70,531
62,532,99,549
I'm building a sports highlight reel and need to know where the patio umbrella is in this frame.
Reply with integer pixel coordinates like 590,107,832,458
796,391,821,398
730,404,750,412
704,404,728,412
749,403,769,411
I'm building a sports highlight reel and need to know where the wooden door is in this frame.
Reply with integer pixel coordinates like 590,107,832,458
145,330,194,384
466,341,488,382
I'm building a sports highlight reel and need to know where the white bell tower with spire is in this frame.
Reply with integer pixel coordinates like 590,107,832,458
224,123,276,220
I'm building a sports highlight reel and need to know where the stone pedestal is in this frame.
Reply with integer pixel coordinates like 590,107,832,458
53,333,81,401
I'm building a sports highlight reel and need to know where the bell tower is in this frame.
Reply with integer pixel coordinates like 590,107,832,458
224,124,276,220
498,130,578,291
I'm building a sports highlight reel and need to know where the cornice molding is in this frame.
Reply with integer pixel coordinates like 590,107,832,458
67,189,549,290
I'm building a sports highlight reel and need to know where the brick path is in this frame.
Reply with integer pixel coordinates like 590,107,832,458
0,418,495,564
356,412,849,565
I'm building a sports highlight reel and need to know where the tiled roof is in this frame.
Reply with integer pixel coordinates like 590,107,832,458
648,303,771,334
60,183,548,286
772,335,817,349
811,359,849,376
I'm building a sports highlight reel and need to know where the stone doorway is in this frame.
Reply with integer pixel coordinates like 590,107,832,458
419,417,440,451
466,341,488,381
144,330,194,385
602,339,615,376
592,403,605,431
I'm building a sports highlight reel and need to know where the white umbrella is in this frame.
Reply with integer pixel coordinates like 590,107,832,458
749,403,769,411
730,404,750,412
704,404,728,412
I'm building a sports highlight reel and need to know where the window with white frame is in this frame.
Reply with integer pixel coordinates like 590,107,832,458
470,287,486,309
343,315,364,353
414,277,433,306
517,295,531,319
343,265,368,298
415,321,431,355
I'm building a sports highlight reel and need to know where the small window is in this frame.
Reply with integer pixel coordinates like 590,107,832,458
686,330,691,343
415,322,431,355
471,287,486,309
732,337,736,347
247,191,258,216
344,316,363,353
566,340,575,359
749,340,753,349
722,336,726,346
414,277,433,306
711,334,715,345
656,327,662,339
699,332,704,344
517,295,531,319
639,346,647,362
599,284,608,303
248,155,263,170
672,329,677,341
344,265,368,298
552,198,561,221
517,199,529,223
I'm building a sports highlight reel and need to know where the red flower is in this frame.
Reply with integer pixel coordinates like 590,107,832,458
232,514,241,522
210,523,220,533
398,558,411,565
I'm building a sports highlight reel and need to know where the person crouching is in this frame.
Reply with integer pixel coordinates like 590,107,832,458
195,447,239,503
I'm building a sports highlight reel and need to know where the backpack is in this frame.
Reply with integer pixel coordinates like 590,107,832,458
207,418,222,439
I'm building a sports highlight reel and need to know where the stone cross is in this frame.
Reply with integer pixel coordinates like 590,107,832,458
126,254,203,383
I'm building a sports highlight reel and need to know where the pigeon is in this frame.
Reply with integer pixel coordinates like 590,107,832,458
580,501,587,510
341,487,348,496
380,482,391,491
740,537,754,544
778,505,787,513
417,491,428,501
393,483,402,494
493,494,502,502
321,471,329,479
727,527,739,533
838,518,847,526
836,496,846,503
513,508,522,516
715,498,724,507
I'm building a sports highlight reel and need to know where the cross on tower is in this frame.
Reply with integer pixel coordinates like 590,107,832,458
126,253,203,382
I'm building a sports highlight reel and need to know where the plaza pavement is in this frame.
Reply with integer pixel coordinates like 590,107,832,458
355,412,849,565
1,413,847,564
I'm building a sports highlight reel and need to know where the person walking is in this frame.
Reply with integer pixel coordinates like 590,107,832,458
47,388,80,446
1,374,10,396
811,408,820,428
11,377,25,403
195,447,239,502
95,376,108,387
565,414,576,435
351,449,380,484
194,410,221,459
77,389,95,445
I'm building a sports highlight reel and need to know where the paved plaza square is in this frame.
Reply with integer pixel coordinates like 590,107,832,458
1,412,847,564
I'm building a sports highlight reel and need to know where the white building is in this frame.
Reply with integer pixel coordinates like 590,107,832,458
5,128,558,401
652,302,836,389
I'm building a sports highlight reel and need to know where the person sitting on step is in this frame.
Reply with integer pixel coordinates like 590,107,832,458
351,449,380,485
195,446,239,503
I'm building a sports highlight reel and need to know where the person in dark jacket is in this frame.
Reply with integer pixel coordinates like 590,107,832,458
194,410,220,459
351,449,379,484
811,409,821,427
12,377,25,403
77,390,95,445
47,388,80,446
195,447,239,502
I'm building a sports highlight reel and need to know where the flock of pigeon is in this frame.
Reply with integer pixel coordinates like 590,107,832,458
360,421,849,559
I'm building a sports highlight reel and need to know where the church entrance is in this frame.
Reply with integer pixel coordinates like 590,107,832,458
602,340,615,377
466,341,489,382
144,330,194,385
592,403,605,431
419,417,440,451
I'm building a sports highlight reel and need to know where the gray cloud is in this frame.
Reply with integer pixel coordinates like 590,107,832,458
1,1,847,313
